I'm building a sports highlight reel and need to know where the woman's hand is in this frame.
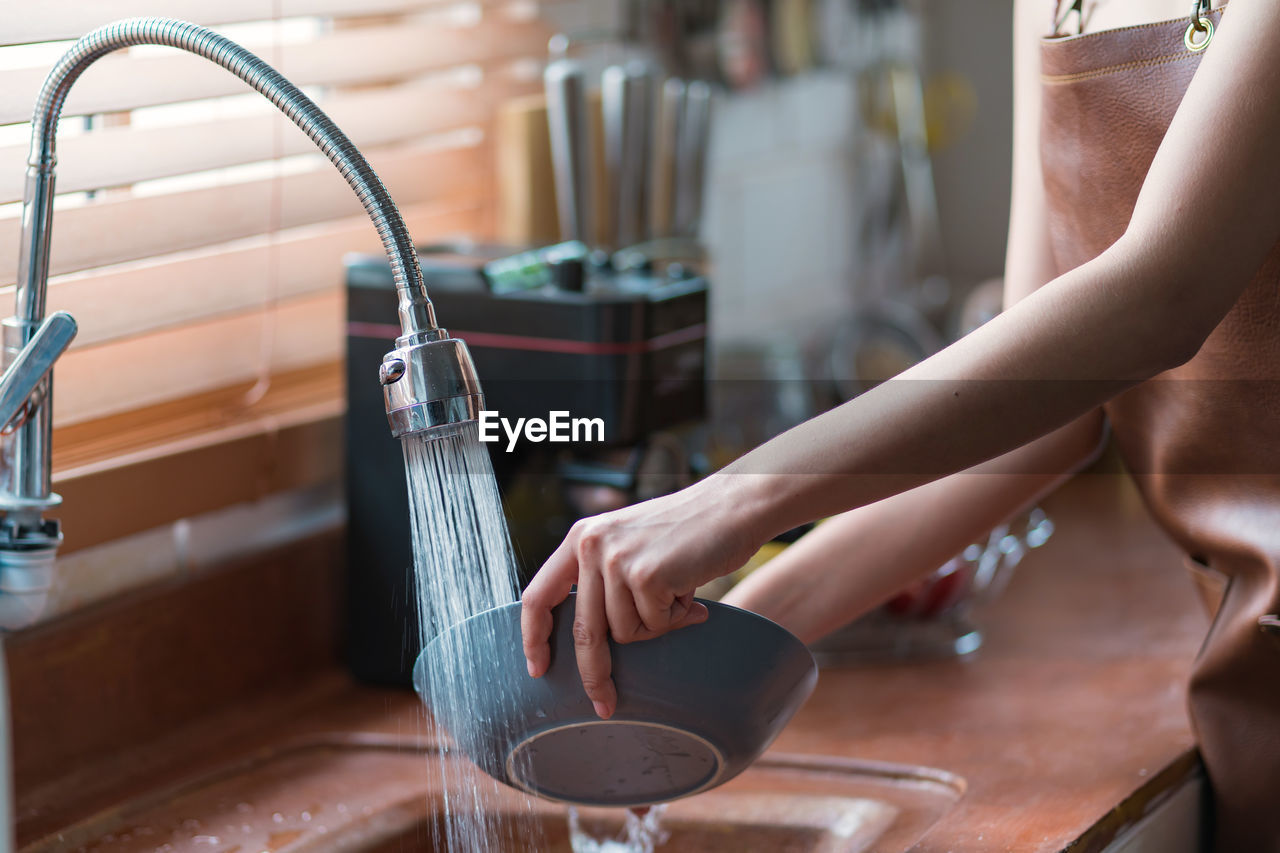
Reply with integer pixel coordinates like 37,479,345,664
520,475,770,719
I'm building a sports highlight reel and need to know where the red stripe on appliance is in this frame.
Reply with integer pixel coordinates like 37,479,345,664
347,322,706,356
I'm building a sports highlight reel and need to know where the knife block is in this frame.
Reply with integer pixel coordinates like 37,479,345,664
495,90,610,247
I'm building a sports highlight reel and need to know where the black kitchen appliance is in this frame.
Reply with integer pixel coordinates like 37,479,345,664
345,245,709,686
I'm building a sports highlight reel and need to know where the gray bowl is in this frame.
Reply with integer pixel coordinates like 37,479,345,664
414,593,817,808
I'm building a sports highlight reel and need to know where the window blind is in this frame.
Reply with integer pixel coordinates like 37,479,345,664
0,2,550,501
0,2,550,423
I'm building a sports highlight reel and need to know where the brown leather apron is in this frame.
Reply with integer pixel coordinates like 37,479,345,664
1041,6,1280,849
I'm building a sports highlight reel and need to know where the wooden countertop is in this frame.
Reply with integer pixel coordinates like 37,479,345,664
772,472,1209,851
292,472,1208,851
14,472,1209,852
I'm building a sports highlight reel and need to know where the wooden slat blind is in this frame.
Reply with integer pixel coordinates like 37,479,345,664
0,2,549,478
0,1,428,46
0,17,549,124
0,78,497,202
0,142,489,281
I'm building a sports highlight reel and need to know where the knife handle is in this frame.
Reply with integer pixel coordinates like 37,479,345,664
545,58,593,245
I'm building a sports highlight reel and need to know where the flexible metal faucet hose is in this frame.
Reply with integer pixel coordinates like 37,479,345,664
17,17,436,336
5,16,466,511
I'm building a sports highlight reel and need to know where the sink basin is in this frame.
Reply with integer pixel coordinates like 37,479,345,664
21,736,963,853
373,758,963,853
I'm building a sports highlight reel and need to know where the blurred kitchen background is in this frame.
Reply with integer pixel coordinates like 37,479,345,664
1,8,1213,850
522,0,1013,374
0,0,1019,670
346,0,1023,681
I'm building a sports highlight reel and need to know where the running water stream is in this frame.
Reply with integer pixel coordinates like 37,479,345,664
403,423,542,851
568,806,670,853
403,423,668,851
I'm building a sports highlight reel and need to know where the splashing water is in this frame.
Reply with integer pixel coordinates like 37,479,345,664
404,423,670,852
568,806,670,853
402,422,543,851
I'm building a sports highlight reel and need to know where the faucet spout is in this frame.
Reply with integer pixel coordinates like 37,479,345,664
3,18,465,529
0,16,487,622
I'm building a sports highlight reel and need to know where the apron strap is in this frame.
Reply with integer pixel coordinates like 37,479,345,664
1051,0,1217,38
1050,0,1084,37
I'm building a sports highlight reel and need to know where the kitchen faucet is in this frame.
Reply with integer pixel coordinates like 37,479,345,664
0,17,487,600
0,18,496,851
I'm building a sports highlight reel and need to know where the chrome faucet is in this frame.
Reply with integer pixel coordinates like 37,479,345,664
0,18,486,589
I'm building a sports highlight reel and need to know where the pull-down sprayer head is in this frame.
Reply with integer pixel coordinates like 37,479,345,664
379,335,484,439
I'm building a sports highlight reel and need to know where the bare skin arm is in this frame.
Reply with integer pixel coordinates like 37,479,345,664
522,0,1280,719
720,413,1105,643
721,0,1093,643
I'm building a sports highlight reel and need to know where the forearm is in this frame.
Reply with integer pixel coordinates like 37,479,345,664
523,0,1280,711
710,242,1178,541
722,410,1104,643
706,0,1280,547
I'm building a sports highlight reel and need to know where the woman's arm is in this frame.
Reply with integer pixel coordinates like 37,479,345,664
720,411,1104,643
722,0,1091,642
522,0,1280,718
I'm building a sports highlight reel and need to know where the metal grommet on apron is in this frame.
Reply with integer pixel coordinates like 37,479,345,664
1260,615,1280,651
1185,0,1215,51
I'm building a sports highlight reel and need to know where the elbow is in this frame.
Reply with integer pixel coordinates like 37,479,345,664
1110,299,1205,380
1100,234,1218,376
1126,259,1219,375
1106,229,1247,377
1149,322,1208,375
1151,278,1220,370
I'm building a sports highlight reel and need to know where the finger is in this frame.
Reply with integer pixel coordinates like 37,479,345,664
633,585,673,636
573,564,617,719
603,563,655,645
635,584,694,637
662,593,706,632
521,535,579,678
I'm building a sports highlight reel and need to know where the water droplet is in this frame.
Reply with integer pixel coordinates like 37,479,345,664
192,836,221,846
300,811,312,823
272,813,284,824
236,803,253,814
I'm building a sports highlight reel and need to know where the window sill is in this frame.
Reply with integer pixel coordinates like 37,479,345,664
51,361,344,555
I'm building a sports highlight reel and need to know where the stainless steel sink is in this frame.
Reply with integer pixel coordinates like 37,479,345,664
21,736,963,853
